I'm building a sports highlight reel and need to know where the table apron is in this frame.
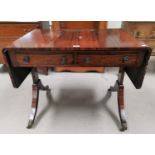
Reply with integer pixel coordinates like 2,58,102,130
9,51,144,67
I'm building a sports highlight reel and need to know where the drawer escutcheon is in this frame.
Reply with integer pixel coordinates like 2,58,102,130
23,55,30,64
84,56,92,63
61,56,68,65
122,56,129,63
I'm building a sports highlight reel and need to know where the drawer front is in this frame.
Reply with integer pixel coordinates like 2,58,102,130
10,52,142,67
12,54,73,67
76,54,139,66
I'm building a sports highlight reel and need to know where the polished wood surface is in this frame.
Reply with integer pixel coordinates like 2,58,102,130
4,28,151,89
10,52,141,67
10,29,147,49
52,21,107,30
0,22,40,63
52,21,107,72
58,21,98,29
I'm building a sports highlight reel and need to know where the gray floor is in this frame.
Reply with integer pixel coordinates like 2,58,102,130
0,57,155,134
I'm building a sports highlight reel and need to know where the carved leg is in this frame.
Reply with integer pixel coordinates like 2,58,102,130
108,68,127,131
27,68,50,129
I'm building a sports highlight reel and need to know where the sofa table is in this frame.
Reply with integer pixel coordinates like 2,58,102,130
2,29,151,131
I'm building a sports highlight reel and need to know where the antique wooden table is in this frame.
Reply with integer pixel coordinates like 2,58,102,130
2,29,152,131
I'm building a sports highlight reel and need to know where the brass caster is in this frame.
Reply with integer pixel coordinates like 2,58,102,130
27,120,34,129
120,122,127,131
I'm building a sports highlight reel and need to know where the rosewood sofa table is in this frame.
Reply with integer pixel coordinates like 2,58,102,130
3,29,151,131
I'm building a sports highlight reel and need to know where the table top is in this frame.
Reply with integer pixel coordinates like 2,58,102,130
3,28,152,89
10,29,149,50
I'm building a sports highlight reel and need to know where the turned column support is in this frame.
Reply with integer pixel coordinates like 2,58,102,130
108,67,127,131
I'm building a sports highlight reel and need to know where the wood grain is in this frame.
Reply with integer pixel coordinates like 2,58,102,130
3,28,151,89
10,29,149,49
0,22,40,63
52,21,107,72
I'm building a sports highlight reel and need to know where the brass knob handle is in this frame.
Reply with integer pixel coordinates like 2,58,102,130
84,56,91,63
23,56,30,63
61,56,67,65
122,56,129,63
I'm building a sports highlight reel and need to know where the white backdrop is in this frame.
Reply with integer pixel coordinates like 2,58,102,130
108,21,122,28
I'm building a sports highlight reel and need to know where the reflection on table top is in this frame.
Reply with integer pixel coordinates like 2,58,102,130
11,29,148,50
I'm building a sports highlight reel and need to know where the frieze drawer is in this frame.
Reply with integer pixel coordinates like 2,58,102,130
76,54,141,66
11,54,74,67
